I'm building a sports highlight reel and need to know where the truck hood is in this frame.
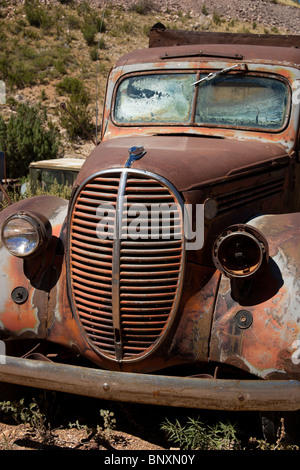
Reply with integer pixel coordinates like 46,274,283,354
77,135,289,192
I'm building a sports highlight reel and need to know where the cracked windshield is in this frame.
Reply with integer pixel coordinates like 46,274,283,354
114,73,289,130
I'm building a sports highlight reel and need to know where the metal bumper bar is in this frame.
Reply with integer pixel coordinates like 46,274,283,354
1,356,300,411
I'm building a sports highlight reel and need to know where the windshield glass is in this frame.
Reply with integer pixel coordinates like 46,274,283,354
114,72,289,131
195,74,288,129
114,73,197,123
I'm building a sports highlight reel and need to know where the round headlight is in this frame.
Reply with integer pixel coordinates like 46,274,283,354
1,211,52,258
212,224,268,278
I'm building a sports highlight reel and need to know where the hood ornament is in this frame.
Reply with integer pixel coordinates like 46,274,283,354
125,146,146,168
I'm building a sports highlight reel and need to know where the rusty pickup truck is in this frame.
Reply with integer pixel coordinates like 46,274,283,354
1,25,300,431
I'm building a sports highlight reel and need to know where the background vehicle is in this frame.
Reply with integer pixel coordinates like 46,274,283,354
28,158,85,191
0,26,300,432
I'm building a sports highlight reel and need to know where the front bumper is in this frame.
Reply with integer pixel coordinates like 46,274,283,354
0,356,300,411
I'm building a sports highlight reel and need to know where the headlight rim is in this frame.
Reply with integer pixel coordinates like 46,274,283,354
1,210,52,258
212,223,269,279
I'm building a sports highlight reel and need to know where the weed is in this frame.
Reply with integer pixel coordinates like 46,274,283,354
40,89,47,102
69,409,117,448
0,398,46,428
212,10,222,26
0,430,12,450
0,178,72,211
98,409,116,437
202,4,209,15
249,418,299,450
161,416,241,450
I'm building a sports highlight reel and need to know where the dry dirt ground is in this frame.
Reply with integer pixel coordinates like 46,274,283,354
0,382,170,450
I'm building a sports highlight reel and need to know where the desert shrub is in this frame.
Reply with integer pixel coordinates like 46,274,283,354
81,13,106,46
212,10,222,25
90,38,106,61
202,4,209,15
0,103,61,178
59,98,94,141
56,76,90,104
0,42,72,89
67,14,81,30
57,77,93,141
24,0,53,29
81,22,97,46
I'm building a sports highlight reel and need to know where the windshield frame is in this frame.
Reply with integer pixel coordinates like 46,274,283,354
112,69,291,133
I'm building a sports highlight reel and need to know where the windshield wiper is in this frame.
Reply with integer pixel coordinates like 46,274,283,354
191,63,248,86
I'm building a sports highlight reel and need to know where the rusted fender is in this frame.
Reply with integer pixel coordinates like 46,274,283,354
210,212,300,380
0,196,68,339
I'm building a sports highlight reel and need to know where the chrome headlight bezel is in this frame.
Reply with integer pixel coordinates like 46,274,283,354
1,211,52,258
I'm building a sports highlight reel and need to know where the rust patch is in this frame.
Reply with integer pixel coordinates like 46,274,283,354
210,213,300,380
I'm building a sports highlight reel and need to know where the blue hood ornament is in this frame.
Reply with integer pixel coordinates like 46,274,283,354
125,146,146,168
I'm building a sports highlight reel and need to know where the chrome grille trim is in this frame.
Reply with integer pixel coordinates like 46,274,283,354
68,169,185,363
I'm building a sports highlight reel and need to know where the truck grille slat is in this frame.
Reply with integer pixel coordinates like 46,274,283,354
69,169,184,363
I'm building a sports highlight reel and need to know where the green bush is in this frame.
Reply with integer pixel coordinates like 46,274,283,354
67,14,81,30
24,0,53,29
0,43,72,89
56,77,90,105
59,97,94,141
0,103,62,178
81,22,97,46
56,77,93,141
81,14,106,46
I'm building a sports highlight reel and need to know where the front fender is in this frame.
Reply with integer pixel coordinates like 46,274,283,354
0,196,68,339
210,212,300,380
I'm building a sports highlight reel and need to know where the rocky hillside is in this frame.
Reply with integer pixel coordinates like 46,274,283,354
81,0,300,33
1,0,299,159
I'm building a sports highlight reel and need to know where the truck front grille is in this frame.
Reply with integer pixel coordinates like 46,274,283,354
69,169,185,363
